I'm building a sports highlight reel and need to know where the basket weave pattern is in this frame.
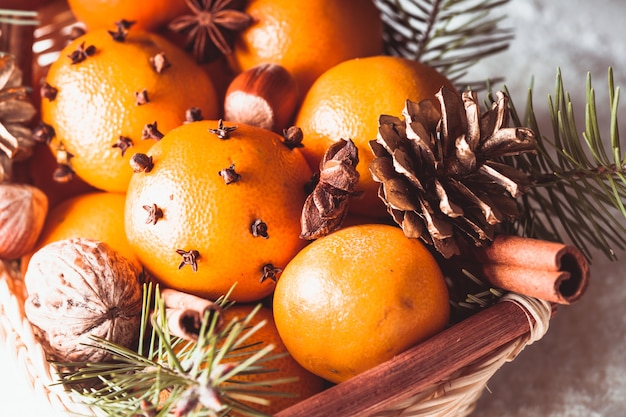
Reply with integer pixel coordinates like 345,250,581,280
1,264,551,416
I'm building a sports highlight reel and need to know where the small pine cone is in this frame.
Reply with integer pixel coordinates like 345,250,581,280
0,54,37,182
369,87,537,258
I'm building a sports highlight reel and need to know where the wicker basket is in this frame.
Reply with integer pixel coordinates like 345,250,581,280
0,1,556,416
1,259,551,417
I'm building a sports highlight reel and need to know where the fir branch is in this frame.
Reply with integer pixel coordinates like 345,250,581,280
55,284,293,417
374,0,513,82
503,68,626,260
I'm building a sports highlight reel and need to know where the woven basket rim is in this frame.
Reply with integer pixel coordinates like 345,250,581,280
1,262,551,417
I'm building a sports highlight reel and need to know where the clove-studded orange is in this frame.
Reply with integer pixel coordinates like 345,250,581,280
40,28,219,193
124,120,312,302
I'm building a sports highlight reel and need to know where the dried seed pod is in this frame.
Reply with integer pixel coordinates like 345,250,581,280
0,183,48,260
24,237,143,362
300,139,360,240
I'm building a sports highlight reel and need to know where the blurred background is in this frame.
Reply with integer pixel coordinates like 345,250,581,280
467,1,626,416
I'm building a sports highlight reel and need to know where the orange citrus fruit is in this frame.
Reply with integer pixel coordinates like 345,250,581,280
273,224,450,383
220,304,327,415
67,0,189,32
230,0,384,101
294,55,457,218
41,28,219,193
21,191,141,273
124,120,312,302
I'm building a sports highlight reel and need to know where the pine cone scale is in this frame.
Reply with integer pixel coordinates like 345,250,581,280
370,86,537,258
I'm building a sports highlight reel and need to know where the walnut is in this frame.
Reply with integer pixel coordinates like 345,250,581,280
24,237,143,363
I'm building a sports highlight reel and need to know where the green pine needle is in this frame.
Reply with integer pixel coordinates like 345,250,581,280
375,0,513,82
502,68,626,260
54,284,294,417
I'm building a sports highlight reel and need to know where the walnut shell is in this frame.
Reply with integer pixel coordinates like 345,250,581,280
0,183,48,260
24,237,142,362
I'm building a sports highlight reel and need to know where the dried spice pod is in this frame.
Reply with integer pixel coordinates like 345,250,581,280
168,0,252,63
24,237,143,362
0,183,48,260
300,138,360,240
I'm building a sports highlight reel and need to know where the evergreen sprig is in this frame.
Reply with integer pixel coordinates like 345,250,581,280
502,68,626,261
55,284,296,417
375,0,513,83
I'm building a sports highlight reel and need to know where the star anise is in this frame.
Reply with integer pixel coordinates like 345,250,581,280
169,0,252,63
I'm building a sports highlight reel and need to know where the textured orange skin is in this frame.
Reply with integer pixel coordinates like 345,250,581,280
124,121,312,302
273,224,450,383
67,0,189,31
22,191,141,274
295,55,457,218
230,0,384,102
41,29,219,193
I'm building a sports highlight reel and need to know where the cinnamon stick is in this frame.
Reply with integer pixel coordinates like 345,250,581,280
161,288,222,341
276,299,552,417
461,235,590,304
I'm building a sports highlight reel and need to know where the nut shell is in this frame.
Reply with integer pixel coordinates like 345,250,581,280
24,237,142,362
0,183,48,260
224,63,298,132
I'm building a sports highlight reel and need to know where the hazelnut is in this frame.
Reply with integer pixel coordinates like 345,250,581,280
24,238,143,363
0,183,48,260
224,63,299,133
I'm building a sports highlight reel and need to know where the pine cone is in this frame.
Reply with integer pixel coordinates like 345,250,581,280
0,53,37,182
369,86,537,258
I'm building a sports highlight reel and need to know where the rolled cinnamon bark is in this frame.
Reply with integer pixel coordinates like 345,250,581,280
161,288,223,341
463,235,590,304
